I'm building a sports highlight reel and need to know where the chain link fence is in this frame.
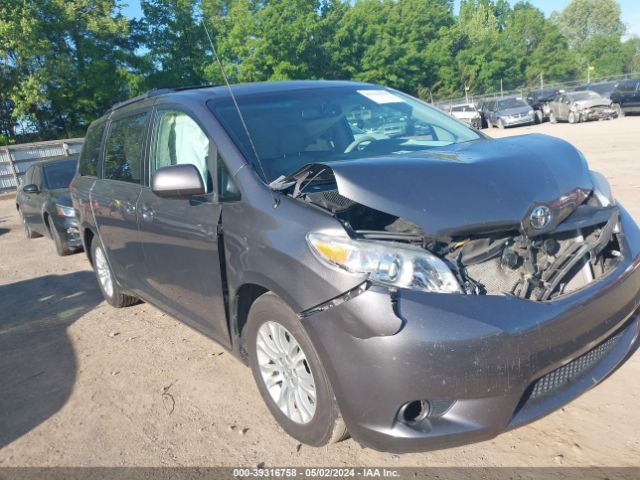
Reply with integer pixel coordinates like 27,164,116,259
0,139,84,195
434,72,639,110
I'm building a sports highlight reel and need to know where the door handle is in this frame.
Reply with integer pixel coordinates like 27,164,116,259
141,205,154,221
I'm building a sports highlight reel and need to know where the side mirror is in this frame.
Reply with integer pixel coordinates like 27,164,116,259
151,164,205,199
23,184,39,194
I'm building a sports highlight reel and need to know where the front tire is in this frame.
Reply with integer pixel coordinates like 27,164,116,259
497,118,505,129
549,111,558,124
568,111,578,124
51,222,73,256
613,104,624,118
91,240,138,308
246,292,348,447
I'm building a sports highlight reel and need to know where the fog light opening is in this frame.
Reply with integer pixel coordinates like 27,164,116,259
399,400,430,425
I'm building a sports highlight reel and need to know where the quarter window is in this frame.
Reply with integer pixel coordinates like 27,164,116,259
217,154,240,201
78,121,106,177
151,111,211,192
104,113,147,183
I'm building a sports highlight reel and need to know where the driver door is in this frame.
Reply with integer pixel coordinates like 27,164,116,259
136,108,230,345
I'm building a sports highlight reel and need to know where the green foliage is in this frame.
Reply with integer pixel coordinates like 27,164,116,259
1,0,637,142
552,0,626,48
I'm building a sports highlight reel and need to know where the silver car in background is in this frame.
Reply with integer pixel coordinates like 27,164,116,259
485,97,535,128
549,90,617,124
448,103,482,129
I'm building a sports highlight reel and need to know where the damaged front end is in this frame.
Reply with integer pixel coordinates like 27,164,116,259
450,203,622,301
573,102,617,122
276,157,624,303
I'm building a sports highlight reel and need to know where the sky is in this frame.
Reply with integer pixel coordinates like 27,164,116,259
121,0,640,37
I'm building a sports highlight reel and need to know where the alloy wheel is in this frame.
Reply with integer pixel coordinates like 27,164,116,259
95,246,114,298
256,321,317,424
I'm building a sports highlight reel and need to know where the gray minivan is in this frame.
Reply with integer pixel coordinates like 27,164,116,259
71,81,640,453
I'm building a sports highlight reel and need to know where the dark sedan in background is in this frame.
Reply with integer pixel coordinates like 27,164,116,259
610,78,640,117
526,88,560,123
16,158,82,256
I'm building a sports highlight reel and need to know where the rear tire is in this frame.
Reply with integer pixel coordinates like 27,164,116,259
246,292,348,447
91,240,138,308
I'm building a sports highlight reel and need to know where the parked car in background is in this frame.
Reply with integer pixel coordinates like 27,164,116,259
448,103,482,129
476,100,490,128
70,81,640,453
610,78,640,117
548,90,616,124
526,88,560,123
16,158,82,256
573,81,617,99
485,96,535,128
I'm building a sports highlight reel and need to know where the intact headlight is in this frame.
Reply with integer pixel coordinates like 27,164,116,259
55,204,76,217
306,232,462,294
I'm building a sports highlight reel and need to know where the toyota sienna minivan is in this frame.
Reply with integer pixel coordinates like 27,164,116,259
71,81,640,453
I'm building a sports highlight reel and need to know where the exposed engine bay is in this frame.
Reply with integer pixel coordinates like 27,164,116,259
290,174,623,302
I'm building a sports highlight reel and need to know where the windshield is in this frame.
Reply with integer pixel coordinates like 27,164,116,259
569,91,602,101
209,86,481,182
43,159,76,190
497,98,528,110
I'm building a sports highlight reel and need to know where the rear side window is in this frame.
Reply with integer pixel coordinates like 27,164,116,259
78,122,106,177
104,113,148,184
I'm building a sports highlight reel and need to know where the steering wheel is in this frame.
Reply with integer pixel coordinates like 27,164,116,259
344,135,378,153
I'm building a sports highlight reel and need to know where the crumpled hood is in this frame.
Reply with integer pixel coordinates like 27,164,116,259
574,98,611,109
306,134,594,239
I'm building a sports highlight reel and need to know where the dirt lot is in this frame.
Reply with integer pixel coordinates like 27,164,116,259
1,117,639,467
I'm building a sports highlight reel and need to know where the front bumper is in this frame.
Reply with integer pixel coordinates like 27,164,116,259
503,115,535,126
302,206,640,453
51,216,82,249
578,108,617,121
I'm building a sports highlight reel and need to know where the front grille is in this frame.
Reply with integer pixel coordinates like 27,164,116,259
529,329,623,400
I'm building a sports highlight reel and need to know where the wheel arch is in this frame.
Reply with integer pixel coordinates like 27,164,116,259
230,274,303,362
82,226,96,267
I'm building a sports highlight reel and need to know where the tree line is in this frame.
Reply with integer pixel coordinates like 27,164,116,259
1,0,638,144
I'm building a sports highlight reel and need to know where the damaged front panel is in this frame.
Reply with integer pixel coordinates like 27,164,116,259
278,145,623,303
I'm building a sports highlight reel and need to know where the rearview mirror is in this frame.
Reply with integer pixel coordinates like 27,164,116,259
151,164,205,199
22,184,39,194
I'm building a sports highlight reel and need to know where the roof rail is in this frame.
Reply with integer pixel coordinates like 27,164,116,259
106,88,172,113
106,84,219,114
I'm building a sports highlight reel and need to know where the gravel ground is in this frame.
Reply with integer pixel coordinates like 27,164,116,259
0,117,639,467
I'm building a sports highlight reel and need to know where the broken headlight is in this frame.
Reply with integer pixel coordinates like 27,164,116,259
307,232,462,294
590,170,615,207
